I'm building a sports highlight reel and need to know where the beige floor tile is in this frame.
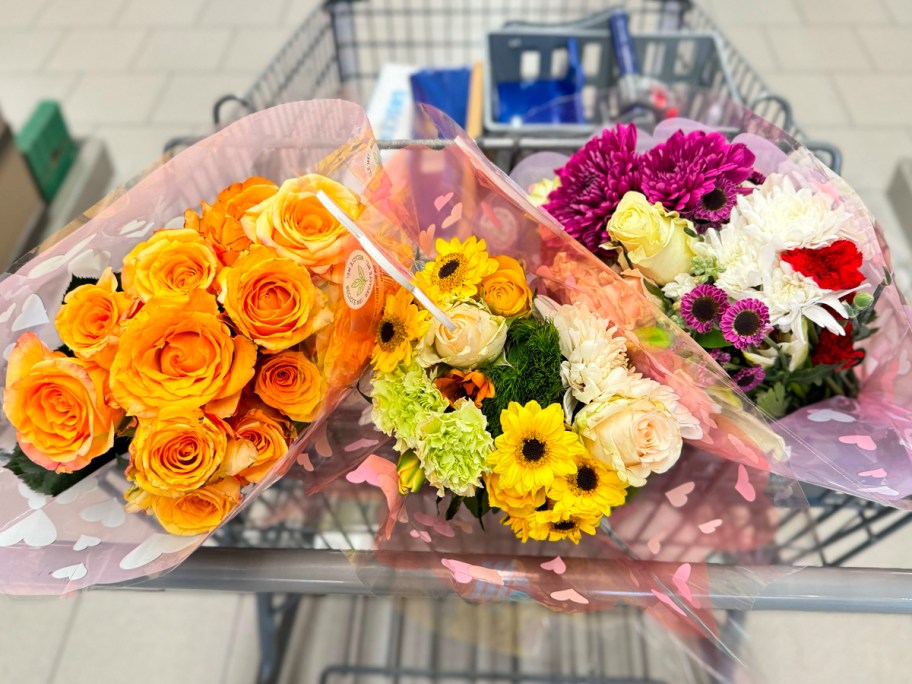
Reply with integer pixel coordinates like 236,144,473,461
220,593,259,684
0,74,80,128
766,28,873,72
0,29,64,72
814,126,912,191
833,75,912,126
745,612,912,683
283,0,322,27
764,73,851,127
221,28,296,74
882,0,912,24
44,28,148,73
149,73,256,125
117,0,208,27
36,0,127,27
198,0,290,27
51,590,241,684
840,516,912,569
0,0,49,28
65,73,167,125
795,0,891,24
133,28,232,72
858,28,912,72
722,27,778,74
0,595,82,683
700,0,803,29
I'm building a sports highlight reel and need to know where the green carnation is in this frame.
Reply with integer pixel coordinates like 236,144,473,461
415,399,494,497
371,361,448,451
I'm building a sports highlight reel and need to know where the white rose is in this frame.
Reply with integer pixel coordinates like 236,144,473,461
573,395,683,487
417,302,507,369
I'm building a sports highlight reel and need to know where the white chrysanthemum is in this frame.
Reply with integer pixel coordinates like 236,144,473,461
728,174,855,271
755,266,851,344
662,273,699,301
534,296,630,404
696,225,764,297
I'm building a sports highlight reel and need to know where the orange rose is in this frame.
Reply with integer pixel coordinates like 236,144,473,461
109,290,257,418
121,228,220,302
127,408,255,497
254,350,326,422
481,255,533,317
126,478,242,536
218,245,333,353
4,333,123,473
231,407,295,484
194,176,278,265
241,174,361,283
55,267,136,368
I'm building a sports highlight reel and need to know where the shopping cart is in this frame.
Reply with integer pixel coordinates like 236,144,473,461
144,2,910,682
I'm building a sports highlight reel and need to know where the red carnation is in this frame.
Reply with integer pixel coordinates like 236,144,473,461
781,240,864,290
811,324,864,370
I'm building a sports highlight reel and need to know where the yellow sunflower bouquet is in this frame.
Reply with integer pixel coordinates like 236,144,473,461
369,235,701,544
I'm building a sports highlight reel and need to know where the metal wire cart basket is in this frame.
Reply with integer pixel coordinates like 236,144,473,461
148,1,910,683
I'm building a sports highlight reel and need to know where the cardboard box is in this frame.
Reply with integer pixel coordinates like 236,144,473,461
0,126,45,269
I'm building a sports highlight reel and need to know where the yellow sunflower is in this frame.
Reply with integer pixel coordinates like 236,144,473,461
414,236,498,305
370,287,431,373
485,471,545,518
488,401,579,493
527,507,602,544
550,453,628,519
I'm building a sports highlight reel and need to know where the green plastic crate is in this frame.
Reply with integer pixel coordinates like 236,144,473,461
15,100,77,202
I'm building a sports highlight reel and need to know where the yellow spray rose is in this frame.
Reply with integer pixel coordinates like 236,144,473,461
127,408,255,497
55,267,136,368
126,478,242,536
607,191,695,285
417,302,507,369
121,228,221,302
254,350,327,423
241,174,361,283
481,255,532,318
218,245,333,353
109,290,257,418
4,333,123,473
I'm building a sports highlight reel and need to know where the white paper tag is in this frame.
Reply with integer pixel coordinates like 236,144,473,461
343,250,376,310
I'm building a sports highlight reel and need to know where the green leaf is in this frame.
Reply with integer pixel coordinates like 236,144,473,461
444,495,463,520
788,364,841,385
5,444,115,496
755,382,789,419
635,325,673,349
693,329,730,349
464,488,490,527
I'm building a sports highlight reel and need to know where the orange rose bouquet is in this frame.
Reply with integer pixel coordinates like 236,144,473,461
0,101,390,593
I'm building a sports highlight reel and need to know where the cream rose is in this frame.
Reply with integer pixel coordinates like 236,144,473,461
573,395,682,487
608,192,695,285
417,302,507,369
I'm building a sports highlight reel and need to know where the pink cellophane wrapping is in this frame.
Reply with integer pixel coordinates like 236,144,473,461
324,105,815,665
512,105,912,510
0,100,388,595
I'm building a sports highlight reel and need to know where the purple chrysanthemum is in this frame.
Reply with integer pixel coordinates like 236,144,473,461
709,348,732,364
543,124,641,252
640,130,755,220
691,177,741,224
681,284,729,333
720,298,771,350
732,367,765,392
749,170,766,185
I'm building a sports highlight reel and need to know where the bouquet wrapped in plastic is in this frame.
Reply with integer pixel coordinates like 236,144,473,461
0,100,390,593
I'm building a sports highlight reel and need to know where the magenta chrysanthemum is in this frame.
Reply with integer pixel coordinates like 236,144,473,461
709,348,732,364
543,124,641,252
681,284,729,333
732,367,765,392
720,298,771,350
640,130,755,221
692,177,741,224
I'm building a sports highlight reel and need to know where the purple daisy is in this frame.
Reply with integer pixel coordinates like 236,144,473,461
681,284,729,333
748,170,766,185
691,177,743,224
732,366,765,392
709,348,732,364
640,130,755,221
720,298,771,350
543,124,641,252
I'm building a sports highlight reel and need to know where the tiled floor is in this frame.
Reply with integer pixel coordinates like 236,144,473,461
1,0,912,682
